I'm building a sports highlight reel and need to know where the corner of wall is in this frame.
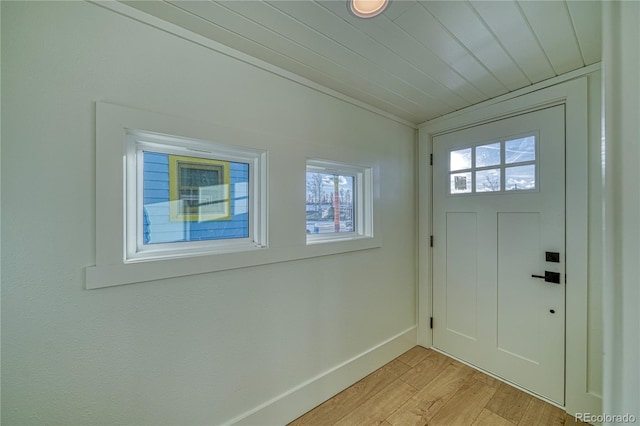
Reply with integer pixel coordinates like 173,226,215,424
0,1,4,421
602,1,640,419
229,327,416,425
0,0,4,420
416,128,433,348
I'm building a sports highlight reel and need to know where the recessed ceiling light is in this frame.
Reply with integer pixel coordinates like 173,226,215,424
349,0,389,18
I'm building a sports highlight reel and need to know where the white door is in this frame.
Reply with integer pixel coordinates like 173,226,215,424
432,105,565,404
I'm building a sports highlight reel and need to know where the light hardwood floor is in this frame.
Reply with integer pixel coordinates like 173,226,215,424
289,346,585,426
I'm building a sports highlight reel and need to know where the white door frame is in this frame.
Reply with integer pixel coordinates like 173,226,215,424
418,76,598,415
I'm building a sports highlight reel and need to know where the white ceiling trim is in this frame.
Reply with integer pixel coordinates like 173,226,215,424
90,0,418,128
418,62,601,130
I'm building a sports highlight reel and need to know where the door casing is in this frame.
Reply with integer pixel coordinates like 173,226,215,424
432,105,566,404
417,76,598,415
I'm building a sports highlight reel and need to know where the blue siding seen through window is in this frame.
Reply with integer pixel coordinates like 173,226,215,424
143,152,249,244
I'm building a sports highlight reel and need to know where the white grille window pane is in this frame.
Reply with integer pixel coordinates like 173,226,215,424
505,164,536,191
505,136,536,164
475,168,501,192
450,148,472,171
450,172,472,194
475,143,501,168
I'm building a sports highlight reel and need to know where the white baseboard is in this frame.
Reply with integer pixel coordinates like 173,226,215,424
228,326,417,426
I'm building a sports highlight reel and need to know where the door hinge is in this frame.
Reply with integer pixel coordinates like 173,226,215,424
430,153,433,165
430,317,433,329
430,235,434,247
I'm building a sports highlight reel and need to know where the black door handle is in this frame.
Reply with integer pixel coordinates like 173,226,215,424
531,271,561,284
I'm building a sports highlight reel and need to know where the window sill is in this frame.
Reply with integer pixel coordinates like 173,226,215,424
125,240,264,263
306,233,372,245
86,235,381,289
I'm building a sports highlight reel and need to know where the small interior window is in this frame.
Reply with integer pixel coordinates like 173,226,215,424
306,171,355,234
306,159,373,244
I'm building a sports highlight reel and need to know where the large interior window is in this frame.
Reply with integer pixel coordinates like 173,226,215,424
127,130,266,261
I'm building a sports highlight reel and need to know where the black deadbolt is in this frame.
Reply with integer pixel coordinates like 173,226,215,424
546,251,560,263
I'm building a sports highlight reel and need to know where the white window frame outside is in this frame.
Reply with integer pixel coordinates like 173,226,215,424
306,159,373,244
126,130,266,262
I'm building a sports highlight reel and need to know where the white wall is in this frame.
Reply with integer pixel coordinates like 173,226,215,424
0,3,3,422
0,2,416,425
603,1,640,420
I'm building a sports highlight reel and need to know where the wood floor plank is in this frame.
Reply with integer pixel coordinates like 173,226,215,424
290,346,574,426
518,397,566,426
397,346,432,367
486,382,535,423
383,358,413,378
387,361,475,426
289,359,410,425
427,378,499,425
334,379,417,426
471,370,502,388
399,350,452,389
472,408,516,426
564,413,588,425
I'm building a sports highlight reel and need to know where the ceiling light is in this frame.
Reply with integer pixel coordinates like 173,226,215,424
349,0,389,18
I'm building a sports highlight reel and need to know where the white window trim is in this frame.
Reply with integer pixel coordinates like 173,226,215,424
125,130,266,262
86,103,382,290
306,159,374,245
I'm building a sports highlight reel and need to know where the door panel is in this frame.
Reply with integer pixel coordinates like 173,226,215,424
497,212,541,363
445,212,478,340
432,105,565,404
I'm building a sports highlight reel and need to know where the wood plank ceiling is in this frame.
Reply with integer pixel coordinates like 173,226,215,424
123,0,602,125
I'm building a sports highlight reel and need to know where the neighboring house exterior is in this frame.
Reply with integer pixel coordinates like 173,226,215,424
143,152,249,243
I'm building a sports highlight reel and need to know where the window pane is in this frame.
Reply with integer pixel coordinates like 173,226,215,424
505,136,535,164
505,164,536,191
475,143,501,168
306,172,354,234
142,151,249,244
475,168,501,192
450,172,472,194
450,148,472,171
